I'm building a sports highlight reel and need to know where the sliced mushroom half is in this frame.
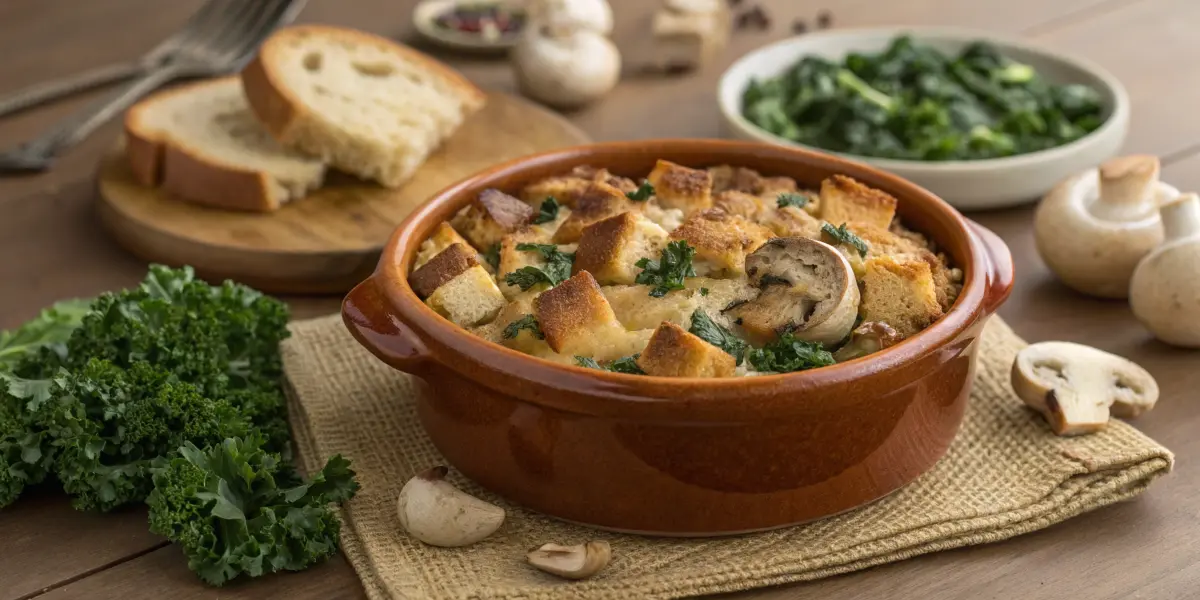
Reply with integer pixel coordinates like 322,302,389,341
728,237,860,347
527,541,612,580
1011,341,1159,436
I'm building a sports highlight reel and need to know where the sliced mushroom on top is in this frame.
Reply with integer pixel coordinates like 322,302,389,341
1011,341,1159,436
727,237,860,347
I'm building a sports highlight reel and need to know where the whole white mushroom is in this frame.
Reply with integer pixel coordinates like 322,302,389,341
1129,192,1200,348
526,0,613,34
512,24,621,109
1033,155,1179,298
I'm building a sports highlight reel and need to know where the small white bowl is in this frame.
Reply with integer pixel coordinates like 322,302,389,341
413,0,525,54
717,26,1130,211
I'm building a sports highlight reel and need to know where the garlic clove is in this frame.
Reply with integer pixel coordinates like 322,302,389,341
396,466,506,547
527,541,612,579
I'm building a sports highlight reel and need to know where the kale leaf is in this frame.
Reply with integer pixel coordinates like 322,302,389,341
777,192,810,209
740,35,1106,161
1,299,91,377
688,310,747,366
574,355,645,375
482,243,501,270
502,314,544,340
532,196,561,224
147,435,358,586
747,333,836,373
0,375,56,508
504,244,575,291
635,240,697,298
626,181,655,201
821,223,869,257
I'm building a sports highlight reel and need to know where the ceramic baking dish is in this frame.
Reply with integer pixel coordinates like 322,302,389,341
342,139,1014,536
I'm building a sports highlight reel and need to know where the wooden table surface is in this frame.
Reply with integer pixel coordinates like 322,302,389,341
1,0,1197,598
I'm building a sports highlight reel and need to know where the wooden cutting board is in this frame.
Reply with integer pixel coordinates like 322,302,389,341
96,92,590,295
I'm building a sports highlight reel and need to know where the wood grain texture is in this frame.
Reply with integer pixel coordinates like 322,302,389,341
2,0,1200,599
96,92,589,294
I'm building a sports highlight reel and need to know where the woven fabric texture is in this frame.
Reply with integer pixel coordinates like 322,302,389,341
282,314,1173,600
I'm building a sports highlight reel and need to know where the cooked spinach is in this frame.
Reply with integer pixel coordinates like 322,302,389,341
741,36,1106,160
574,355,645,374
635,240,697,298
688,310,746,366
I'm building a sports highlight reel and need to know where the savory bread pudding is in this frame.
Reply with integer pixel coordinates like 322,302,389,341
407,160,963,377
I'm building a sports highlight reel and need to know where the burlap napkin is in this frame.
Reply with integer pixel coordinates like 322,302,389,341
282,314,1173,600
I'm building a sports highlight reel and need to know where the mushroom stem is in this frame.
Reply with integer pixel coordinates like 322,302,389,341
1092,155,1160,222
1159,192,1200,242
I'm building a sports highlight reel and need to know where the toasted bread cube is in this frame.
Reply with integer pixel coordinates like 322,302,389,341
819,175,898,230
647,159,713,214
756,176,798,197
552,181,639,243
415,222,473,269
669,208,773,277
520,175,591,208
636,321,735,378
410,243,505,326
533,271,646,359
573,212,669,285
763,206,822,239
410,242,478,298
845,222,956,310
713,190,766,220
602,278,753,331
708,165,762,194
453,188,536,250
860,255,943,338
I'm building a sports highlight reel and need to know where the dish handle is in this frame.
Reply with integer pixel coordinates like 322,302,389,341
966,220,1014,316
342,276,430,375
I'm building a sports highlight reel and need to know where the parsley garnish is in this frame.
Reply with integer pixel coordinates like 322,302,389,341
502,314,544,340
747,332,836,373
504,243,575,290
688,310,747,366
532,196,560,224
626,181,655,201
777,192,809,209
574,354,645,374
635,240,697,298
821,222,869,257
483,243,501,270
700,287,709,296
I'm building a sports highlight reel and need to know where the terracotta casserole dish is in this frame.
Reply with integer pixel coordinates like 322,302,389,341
342,139,1014,536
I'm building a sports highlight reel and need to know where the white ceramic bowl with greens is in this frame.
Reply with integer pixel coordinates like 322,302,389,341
717,27,1129,211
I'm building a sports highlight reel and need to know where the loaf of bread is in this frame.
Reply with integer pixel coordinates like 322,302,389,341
241,25,487,189
124,77,326,212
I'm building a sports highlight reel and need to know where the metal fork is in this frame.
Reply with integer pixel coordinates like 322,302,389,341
0,0,230,120
0,0,305,174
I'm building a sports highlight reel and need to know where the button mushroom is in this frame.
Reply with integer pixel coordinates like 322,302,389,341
1010,341,1159,436
832,321,903,362
728,237,860,347
527,541,612,579
1034,155,1180,298
512,0,620,109
1130,192,1200,348
396,466,506,547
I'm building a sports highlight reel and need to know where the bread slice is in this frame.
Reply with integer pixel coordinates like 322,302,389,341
124,77,326,212
241,25,486,188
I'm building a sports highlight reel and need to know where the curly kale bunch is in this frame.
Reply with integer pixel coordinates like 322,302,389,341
742,35,1106,161
0,376,56,507
24,359,251,512
148,435,359,586
50,265,292,454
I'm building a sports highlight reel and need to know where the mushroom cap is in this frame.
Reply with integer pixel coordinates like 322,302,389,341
1033,155,1177,299
832,321,903,362
1010,341,1159,436
730,237,860,347
1129,193,1200,348
512,28,621,109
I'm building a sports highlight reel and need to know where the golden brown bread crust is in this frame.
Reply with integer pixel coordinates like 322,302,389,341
409,242,479,298
648,160,713,213
552,181,637,243
860,255,943,337
240,24,486,144
533,271,616,353
123,77,282,212
572,212,635,280
637,321,736,378
520,175,591,207
713,190,766,220
670,208,774,275
820,175,898,229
